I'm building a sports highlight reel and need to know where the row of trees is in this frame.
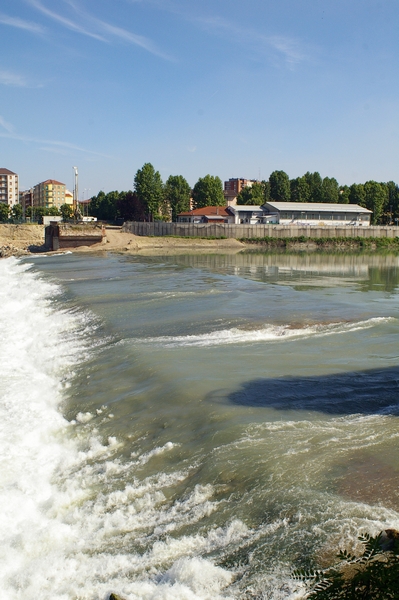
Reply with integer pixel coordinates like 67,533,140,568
236,171,399,225
0,203,74,223
89,164,225,222
87,163,399,225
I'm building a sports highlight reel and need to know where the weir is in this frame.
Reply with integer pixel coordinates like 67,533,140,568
45,222,106,250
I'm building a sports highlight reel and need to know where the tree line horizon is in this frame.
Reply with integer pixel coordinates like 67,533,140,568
0,163,395,226
63,164,399,225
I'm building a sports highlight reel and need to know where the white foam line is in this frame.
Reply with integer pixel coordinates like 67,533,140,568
135,317,394,348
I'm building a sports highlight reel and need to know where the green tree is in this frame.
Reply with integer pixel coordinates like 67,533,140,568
89,191,119,221
60,203,73,221
0,202,9,222
364,181,388,224
349,183,366,206
338,185,350,203
192,174,224,208
164,175,191,221
10,203,23,221
384,181,399,224
321,177,339,203
236,182,266,205
290,176,311,203
134,163,164,220
117,191,146,222
269,170,290,202
304,172,323,203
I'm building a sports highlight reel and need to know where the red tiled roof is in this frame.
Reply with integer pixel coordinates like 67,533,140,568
0,168,17,175
178,206,229,217
40,179,66,185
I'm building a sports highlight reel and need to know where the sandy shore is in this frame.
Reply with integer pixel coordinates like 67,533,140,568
0,224,247,257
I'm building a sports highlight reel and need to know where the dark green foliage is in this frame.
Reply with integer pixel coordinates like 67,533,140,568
321,177,339,203
164,175,191,221
304,172,323,203
290,176,311,203
0,202,10,221
26,205,60,223
238,236,399,250
89,190,119,221
339,185,350,204
269,170,290,201
236,182,267,205
192,174,224,208
60,203,73,221
349,183,366,206
10,203,23,221
364,181,388,225
134,163,164,220
117,191,146,222
293,531,399,599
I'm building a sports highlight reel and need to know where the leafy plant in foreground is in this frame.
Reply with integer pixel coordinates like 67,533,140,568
293,531,399,599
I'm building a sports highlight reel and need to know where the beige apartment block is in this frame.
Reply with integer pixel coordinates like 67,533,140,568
33,179,66,208
0,168,19,206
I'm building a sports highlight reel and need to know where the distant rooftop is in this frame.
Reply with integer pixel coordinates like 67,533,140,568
264,201,372,213
178,206,230,217
38,179,66,186
0,168,17,175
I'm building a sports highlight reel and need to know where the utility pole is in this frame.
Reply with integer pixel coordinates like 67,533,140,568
73,166,78,214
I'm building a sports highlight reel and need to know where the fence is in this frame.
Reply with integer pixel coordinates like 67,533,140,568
122,222,399,239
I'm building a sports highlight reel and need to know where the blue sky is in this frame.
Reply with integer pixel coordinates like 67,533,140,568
1,0,399,195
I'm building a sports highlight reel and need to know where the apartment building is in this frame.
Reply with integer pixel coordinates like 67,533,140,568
33,179,66,208
224,178,258,204
0,168,19,206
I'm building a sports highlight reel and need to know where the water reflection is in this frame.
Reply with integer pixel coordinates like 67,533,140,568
128,252,399,293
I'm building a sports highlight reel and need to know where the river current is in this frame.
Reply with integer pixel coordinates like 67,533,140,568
1,250,399,599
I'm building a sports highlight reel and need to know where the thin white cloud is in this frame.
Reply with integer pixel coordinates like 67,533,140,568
197,15,309,67
0,130,113,159
0,12,45,34
27,0,106,41
27,0,173,59
0,116,14,134
267,35,307,66
0,70,29,87
94,20,174,60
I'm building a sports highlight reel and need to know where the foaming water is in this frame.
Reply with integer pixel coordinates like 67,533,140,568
3,251,399,600
136,317,393,348
0,258,248,599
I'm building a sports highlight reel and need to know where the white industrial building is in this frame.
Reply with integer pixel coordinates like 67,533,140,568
261,202,372,226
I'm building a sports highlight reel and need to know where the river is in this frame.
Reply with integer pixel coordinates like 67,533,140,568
1,250,399,599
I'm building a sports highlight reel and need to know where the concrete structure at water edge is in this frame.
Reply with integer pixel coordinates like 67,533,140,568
0,168,19,207
45,222,106,250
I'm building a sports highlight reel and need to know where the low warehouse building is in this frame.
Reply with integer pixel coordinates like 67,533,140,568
261,202,372,226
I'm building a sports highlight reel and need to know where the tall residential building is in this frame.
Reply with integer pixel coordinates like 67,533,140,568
33,179,66,208
0,168,19,206
223,178,258,204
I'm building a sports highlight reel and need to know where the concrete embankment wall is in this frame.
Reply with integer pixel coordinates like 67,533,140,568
45,223,105,250
122,222,399,239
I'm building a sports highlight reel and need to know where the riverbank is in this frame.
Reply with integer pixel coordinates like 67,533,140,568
1,224,399,256
0,224,45,257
